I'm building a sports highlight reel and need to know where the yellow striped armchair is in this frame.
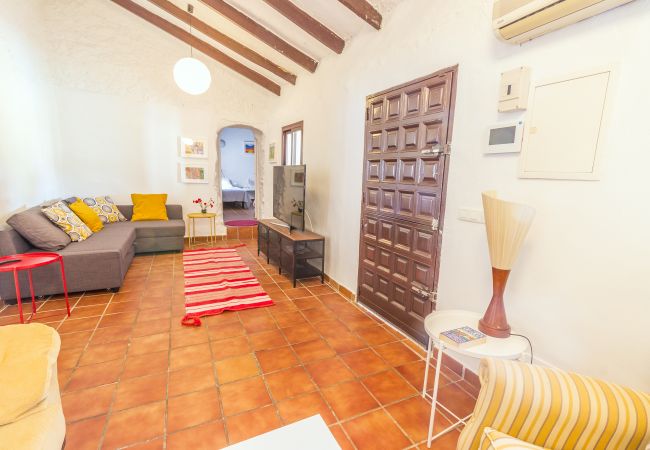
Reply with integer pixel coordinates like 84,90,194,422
458,358,650,450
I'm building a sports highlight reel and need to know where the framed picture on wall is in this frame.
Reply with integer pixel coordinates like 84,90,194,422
244,140,255,154
268,143,279,164
181,162,209,184
179,136,208,159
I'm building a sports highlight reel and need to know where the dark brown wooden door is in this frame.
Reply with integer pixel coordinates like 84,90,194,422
358,66,457,344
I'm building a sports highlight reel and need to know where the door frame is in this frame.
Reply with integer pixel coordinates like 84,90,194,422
357,65,458,342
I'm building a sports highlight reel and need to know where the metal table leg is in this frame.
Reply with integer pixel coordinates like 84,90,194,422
59,257,71,317
424,341,473,447
422,337,433,397
427,342,444,447
13,269,24,324
28,269,37,316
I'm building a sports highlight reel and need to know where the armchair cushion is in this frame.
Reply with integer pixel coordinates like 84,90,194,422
480,428,548,449
0,324,59,425
0,324,65,450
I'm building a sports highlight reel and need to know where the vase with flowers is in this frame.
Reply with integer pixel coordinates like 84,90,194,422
193,197,214,214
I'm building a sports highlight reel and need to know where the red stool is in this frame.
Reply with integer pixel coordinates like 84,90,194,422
0,253,71,323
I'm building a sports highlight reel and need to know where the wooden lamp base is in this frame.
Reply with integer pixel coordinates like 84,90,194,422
478,267,511,338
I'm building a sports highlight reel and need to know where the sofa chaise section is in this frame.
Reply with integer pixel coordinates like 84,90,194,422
0,224,135,302
116,205,185,253
0,204,185,302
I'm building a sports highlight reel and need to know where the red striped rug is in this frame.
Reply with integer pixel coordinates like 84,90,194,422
180,246,274,326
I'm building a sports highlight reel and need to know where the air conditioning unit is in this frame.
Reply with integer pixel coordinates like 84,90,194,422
493,0,634,44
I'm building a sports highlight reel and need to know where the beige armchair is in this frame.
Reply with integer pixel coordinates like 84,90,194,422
0,323,65,450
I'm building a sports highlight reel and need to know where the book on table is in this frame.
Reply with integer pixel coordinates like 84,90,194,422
439,326,486,348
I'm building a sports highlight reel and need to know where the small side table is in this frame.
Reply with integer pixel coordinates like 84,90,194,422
0,253,71,324
187,212,218,246
422,309,529,447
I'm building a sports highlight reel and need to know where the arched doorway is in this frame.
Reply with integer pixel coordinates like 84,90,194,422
216,125,263,238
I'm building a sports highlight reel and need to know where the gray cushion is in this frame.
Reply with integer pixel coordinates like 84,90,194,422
106,220,184,238
135,220,185,238
60,223,135,264
6,205,71,251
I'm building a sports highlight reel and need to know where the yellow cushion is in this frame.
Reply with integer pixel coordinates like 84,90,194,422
131,193,168,221
68,199,104,232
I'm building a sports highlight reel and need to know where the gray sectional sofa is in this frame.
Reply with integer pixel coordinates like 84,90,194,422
0,204,185,302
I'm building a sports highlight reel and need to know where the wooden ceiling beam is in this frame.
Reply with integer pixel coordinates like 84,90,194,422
261,0,345,54
199,0,318,72
147,0,296,84
111,0,281,95
337,0,382,30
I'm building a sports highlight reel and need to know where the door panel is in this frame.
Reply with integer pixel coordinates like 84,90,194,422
358,67,457,343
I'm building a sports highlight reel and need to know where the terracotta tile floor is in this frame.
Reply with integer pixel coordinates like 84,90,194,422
0,239,477,449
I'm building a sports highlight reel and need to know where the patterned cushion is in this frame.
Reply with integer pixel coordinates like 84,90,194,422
82,196,127,224
480,428,548,450
41,201,93,242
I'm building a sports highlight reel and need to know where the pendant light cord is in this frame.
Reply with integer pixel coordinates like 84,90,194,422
188,3,194,57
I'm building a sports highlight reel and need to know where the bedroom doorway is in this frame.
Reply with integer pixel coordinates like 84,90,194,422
218,126,258,224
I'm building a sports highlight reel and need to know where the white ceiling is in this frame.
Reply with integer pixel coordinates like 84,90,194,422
128,0,402,92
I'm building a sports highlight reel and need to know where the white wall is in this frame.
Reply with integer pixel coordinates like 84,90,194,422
0,0,275,237
264,0,650,391
0,2,60,223
220,127,256,188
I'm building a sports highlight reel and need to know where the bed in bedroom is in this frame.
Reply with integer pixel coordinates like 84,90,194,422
222,178,255,208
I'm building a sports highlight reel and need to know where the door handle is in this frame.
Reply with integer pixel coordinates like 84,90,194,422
420,143,449,157
411,285,428,297
411,284,437,303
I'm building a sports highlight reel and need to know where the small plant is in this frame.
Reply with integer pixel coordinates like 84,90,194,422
193,197,214,214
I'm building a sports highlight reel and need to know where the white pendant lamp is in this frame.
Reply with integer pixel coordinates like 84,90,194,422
174,4,211,95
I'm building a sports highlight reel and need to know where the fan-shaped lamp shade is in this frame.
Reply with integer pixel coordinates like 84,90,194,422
478,191,535,338
482,191,535,270
173,57,212,95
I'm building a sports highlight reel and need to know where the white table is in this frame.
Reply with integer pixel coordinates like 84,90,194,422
422,309,529,447
223,415,340,450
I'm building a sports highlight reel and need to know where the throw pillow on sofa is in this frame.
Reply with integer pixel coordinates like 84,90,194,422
68,199,104,233
82,196,127,224
131,193,168,221
41,201,93,242
6,204,71,251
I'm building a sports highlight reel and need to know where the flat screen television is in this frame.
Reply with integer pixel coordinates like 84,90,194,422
273,165,306,231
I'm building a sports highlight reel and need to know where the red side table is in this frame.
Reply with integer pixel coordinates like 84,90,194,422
0,252,71,323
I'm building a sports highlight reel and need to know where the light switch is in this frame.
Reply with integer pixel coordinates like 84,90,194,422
498,67,530,112
458,208,485,224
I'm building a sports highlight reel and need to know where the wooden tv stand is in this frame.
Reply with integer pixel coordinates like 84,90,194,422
257,219,325,288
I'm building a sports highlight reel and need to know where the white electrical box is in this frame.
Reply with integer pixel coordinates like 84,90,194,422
485,120,524,154
498,67,530,112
